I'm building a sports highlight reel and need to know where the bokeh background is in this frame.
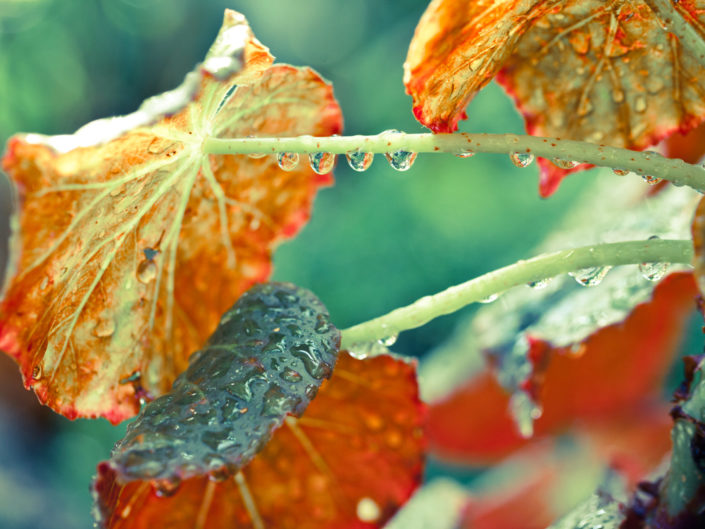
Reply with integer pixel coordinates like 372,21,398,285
0,0,626,527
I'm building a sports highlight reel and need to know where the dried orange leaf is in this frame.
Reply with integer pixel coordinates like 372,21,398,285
0,10,343,422
93,352,425,529
404,0,705,196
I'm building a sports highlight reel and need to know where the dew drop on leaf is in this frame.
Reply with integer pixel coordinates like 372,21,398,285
153,476,181,497
94,316,116,338
551,158,578,169
277,152,299,171
308,152,336,174
568,266,612,287
509,151,534,168
509,390,541,439
378,335,398,347
356,497,381,522
346,150,374,172
455,149,475,158
136,260,157,284
32,364,42,380
612,168,630,176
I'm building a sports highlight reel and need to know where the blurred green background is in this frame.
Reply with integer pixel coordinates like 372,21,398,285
0,0,592,527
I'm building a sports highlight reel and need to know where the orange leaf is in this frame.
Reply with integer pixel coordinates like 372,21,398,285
428,271,696,464
0,10,343,422
404,0,705,196
93,353,425,529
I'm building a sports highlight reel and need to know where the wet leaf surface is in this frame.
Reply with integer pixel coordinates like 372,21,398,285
0,10,343,423
404,0,705,196
93,352,425,529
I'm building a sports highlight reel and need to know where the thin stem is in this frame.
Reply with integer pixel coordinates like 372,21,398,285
340,239,693,348
203,132,705,192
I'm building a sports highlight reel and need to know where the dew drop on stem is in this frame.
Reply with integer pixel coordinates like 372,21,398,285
346,150,374,171
309,152,336,174
509,152,534,168
569,266,611,287
382,129,417,171
378,335,398,347
641,174,663,185
639,261,669,282
527,278,551,289
479,293,499,303
277,152,299,171
455,149,475,158
612,168,630,176
551,158,578,169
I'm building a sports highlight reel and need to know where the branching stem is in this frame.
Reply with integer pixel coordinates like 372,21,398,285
203,132,705,192
340,238,692,348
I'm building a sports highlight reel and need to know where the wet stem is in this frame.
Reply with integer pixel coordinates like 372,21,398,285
339,239,693,348
203,132,705,192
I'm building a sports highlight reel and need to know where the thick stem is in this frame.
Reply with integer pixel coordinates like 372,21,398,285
203,133,705,192
340,239,692,348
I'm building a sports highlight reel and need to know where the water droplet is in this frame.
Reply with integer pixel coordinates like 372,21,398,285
346,151,374,172
153,476,181,497
378,335,398,346
309,152,336,174
509,152,534,167
32,364,42,380
634,95,647,113
551,158,578,169
639,261,669,282
281,368,302,383
385,150,417,171
641,174,663,185
137,260,157,284
277,152,299,171
612,168,630,176
509,391,541,439
94,316,116,338
569,266,611,287
356,497,381,522
479,293,498,303
527,278,551,289
455,149,475,158
246,135,267,158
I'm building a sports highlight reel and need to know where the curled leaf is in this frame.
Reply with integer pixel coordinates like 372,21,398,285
404,0,705,195
94,345,425,529
0,9,343,422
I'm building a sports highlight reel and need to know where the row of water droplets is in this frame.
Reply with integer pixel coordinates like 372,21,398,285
259,130,417,174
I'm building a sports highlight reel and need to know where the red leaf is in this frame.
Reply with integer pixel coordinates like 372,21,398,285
404,0,705,196
0,10,343,422
428,272,697,464
93,353,425,529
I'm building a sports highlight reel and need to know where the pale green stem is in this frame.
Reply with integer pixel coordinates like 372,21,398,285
340,239,692,348
203,132,705,193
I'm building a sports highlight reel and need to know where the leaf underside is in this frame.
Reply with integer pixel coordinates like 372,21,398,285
404,0,705,196
0,9,343,423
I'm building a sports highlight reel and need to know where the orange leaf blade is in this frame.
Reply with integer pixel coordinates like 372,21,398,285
0,10,343,422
